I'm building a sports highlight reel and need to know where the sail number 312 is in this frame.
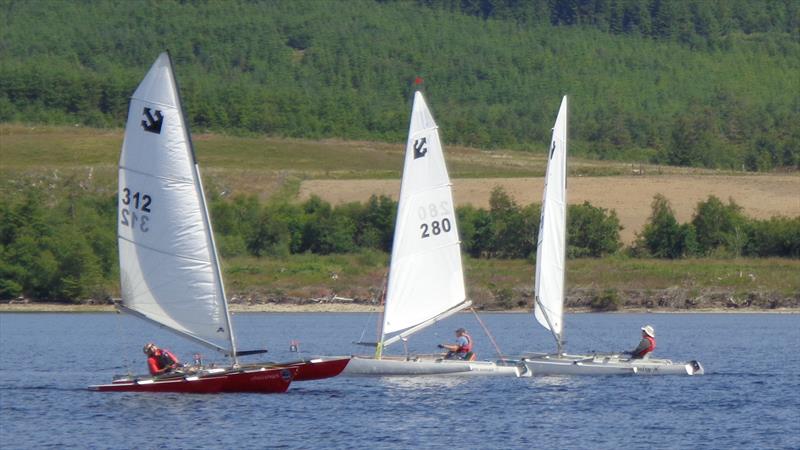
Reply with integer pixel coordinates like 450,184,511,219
120,188,151,232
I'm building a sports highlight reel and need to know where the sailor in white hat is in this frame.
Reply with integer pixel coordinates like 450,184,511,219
626,325,656,359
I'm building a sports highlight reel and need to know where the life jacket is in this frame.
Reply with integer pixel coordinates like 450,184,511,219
636,335,656,357
154,350,177,369
456,333,473,354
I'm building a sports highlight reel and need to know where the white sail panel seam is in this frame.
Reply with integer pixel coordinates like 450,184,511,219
118,235,212,263
129,98,177,111
404,184,454,198
119,166,194,184
409,126,439,137
396,240,462,258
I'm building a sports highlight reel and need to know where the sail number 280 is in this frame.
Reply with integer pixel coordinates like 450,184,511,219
418,201,452,239
120,188,152,232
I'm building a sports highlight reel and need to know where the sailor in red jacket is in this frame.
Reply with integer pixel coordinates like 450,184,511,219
626,325,656,359
439,328,475,360
143,342,181,376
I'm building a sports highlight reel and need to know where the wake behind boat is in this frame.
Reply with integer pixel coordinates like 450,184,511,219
340,91,522,377
515,97,703,377
89,53,347,394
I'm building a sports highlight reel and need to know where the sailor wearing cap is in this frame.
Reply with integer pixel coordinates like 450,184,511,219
626,325,656,359
438,328,475,360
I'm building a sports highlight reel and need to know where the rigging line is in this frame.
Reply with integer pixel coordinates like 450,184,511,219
114,304,133,375
356,309,374,344
470,307,506,363
375,280,386,342
356,270,387,344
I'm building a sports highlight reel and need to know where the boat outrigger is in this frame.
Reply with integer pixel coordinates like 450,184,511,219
514,96,703,376
89,53,348,394
341,91,523,377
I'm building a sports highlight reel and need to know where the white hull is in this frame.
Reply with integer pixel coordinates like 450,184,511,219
341,355,525,377
519,353,704,376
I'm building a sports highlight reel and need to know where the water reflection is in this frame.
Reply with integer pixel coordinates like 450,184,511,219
381,375,469,390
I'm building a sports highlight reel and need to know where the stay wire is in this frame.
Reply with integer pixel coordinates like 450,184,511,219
470,307,506,363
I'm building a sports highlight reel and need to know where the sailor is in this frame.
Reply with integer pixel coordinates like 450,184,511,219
626,325,656,359
143,342,181,376
438,328,475,360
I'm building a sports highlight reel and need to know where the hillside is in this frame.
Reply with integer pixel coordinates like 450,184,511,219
1,0,798,170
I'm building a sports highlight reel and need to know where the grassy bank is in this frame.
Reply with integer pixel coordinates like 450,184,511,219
193,254,800,311
5,253,798,311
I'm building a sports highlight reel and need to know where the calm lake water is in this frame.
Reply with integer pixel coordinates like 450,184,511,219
1,312,798,449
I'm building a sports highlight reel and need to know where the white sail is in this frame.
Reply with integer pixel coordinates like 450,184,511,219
534,96,568,341
117,53,235,354
381,91,467,338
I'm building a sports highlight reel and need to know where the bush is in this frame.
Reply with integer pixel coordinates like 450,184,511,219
590,289,622,311
568,202,622,257
632,194,698,258
691,196,747,256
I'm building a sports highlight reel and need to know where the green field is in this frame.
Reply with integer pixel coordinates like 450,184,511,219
0,123,737,199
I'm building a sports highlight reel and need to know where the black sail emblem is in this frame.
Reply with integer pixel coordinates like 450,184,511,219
549,141,556,159
141,107,164,134
413,137,428,159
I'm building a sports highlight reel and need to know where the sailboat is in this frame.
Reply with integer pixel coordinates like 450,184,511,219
90,53,348,393
342,91,522,376
518,96,703,376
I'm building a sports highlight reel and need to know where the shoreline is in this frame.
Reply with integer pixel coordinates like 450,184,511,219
0,303,797,314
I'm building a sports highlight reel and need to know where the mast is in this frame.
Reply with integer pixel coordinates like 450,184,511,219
377,89,467,357
376,88,418,360
535,296,563,354
168,52,239,365
560,95,568,353
117,52,238,362
534,95,568,354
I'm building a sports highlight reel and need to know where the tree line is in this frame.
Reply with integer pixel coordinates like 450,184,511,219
419,0,799,49
1,182,797,302
1,0,797,170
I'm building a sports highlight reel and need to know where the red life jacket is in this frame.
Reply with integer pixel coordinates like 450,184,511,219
637,335,656,357
156,350,178,368
148,349,179,375
456,333,473,353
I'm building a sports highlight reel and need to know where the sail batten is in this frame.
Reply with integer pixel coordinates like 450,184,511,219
534,96,568,344
118,53,235,355
380,91,466,340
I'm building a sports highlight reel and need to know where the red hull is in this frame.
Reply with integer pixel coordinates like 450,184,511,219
239,357,351,381
89,366,297,394
285,357,350,381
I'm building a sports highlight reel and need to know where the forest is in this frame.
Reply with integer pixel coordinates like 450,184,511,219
1,0,798,170
1,181,797,302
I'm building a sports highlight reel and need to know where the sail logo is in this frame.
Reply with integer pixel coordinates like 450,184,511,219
549,141,556,159
413,138,428,159
141,107,164,134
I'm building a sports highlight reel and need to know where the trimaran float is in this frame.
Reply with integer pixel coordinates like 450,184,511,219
513,96,704,376
341,91,523,376
90,53,348,393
